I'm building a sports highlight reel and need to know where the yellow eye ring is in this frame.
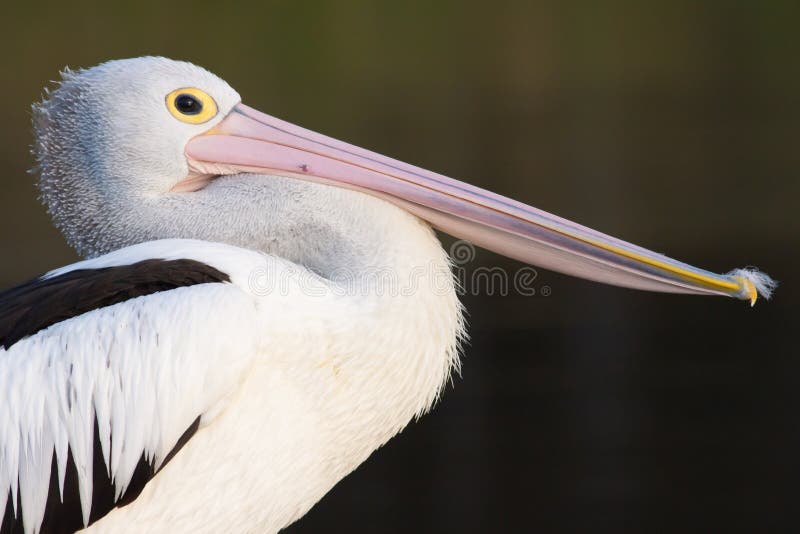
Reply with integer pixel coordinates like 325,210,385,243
166,87,218,124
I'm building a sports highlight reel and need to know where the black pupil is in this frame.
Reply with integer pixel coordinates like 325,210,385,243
175,94,202,115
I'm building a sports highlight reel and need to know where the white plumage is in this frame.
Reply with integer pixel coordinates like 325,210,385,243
0,57,772,533
2,238,462,533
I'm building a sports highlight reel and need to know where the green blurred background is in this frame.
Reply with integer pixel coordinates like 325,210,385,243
1,1,797,531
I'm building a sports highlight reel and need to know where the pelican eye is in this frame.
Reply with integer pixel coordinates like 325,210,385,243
166,87,218,124
176,94,202,114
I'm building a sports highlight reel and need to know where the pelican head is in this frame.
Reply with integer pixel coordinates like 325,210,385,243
33,56,775,303
34,58,241,255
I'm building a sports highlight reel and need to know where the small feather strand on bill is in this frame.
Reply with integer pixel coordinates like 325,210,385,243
727,267,778,306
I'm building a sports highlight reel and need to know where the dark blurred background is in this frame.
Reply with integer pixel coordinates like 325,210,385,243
1,1,798,531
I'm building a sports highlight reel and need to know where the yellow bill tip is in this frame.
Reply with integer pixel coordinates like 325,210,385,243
734,276,758,306
729,268,777,306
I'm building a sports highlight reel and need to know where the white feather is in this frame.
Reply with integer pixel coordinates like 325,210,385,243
2,235,463,533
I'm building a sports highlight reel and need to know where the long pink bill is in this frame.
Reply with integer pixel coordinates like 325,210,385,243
184,104,775,305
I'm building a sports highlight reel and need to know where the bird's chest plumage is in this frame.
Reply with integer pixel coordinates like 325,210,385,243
87,249,463,533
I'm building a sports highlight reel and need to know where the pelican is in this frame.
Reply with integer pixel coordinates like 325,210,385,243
0,57,774,533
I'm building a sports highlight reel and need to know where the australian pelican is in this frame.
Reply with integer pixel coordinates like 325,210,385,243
0,57,774,533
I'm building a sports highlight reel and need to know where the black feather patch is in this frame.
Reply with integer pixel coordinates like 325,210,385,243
0,416,201,534
0,259,230,350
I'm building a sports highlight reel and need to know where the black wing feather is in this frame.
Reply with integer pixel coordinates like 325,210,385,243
0,257,229,532
1,417,201,534
0,259,230,350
